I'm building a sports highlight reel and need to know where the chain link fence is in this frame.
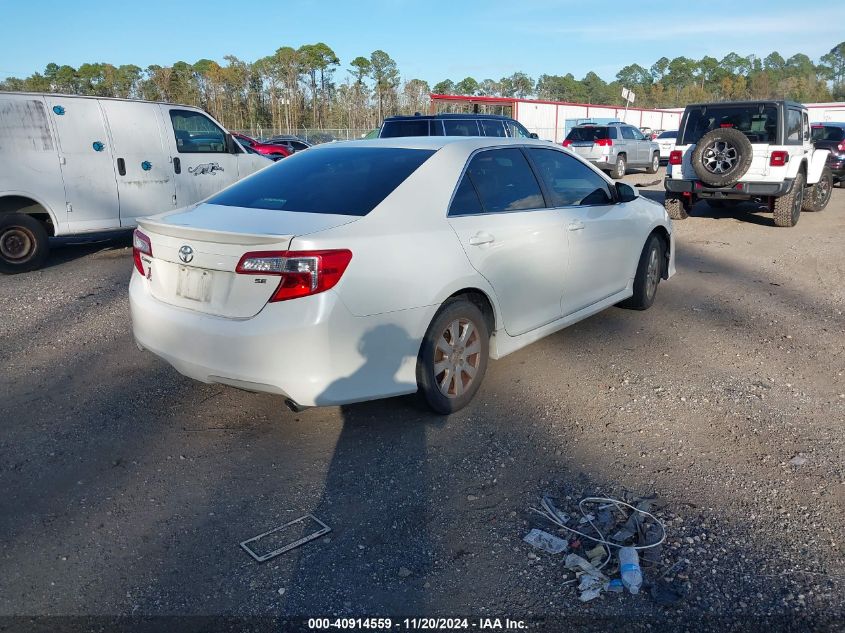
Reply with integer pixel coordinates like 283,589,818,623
232,128,375,144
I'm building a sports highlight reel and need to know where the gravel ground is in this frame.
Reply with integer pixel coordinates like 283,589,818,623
1,169,843,632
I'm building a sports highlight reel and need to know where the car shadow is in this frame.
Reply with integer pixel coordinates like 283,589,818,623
43,232,133,270
638,190,776,227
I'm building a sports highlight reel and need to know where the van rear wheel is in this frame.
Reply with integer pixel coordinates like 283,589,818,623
0,213,49,274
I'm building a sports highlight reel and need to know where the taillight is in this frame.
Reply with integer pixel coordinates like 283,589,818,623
770,151,788,167
669,150,682,165
595,138,613,147
837,142,845,152
132,229,152,276
236,249,353,302
562,139,572,147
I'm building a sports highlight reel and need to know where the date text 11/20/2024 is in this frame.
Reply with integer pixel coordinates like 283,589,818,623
307,618,528,630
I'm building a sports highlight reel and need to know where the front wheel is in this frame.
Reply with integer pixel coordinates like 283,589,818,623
0,213,50,274
646,153,660,174
618,234,663,311
417,298,489,414
802,167,833,212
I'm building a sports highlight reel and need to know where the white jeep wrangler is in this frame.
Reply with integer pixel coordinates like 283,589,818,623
664,100,833,227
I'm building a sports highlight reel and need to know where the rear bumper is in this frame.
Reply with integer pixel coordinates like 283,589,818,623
129,275,432,407
664,178,794,198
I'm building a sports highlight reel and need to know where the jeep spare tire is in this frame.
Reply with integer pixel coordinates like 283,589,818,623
691,128,753,187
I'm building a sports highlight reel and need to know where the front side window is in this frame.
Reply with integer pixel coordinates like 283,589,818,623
460,148,545,213
443,119,480,136
170,109,227,153
209,147,434,216
620,127,636,140
786,109,802,143
528,148,613,207
480,120,507,137
630,127,647,140
507,121,532,138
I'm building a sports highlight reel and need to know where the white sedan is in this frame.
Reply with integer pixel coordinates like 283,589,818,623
130,137,675,413
655,130,678,162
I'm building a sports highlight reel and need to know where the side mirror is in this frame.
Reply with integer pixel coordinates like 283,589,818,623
226,133,240,154
529,132,539,139
616,182,638,203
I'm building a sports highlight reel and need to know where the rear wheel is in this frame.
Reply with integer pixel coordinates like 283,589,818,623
417,298,489,414
772,172,805,227
619,234,663,310
664,194,689,220
802,167,832,212
612,155,626,179
646,152,660,174
0,213,49,274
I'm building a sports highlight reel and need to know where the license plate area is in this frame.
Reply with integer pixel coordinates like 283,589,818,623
176,265,212,302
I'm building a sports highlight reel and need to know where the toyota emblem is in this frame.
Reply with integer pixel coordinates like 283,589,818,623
178,245,194,264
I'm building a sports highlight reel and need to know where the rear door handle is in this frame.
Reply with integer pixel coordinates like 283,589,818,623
568,221,585,231
469,232,495,246
173,157,181,174
117,157,126,176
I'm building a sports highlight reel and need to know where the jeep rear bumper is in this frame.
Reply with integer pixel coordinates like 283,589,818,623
664,178,794,198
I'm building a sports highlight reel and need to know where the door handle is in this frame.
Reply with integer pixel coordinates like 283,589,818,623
117,158,126,176
469,232,495,246
568,221,585,231
173,157,181,174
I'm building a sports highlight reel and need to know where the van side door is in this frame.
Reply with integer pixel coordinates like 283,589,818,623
100,99,177,226
46,97,120,232
164,108,240,207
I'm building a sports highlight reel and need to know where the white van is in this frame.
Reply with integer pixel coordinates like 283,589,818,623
0,92,271,272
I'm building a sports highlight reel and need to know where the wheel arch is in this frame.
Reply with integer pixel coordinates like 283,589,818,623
0,193,58,236
445,287,497,336
649,225,671,279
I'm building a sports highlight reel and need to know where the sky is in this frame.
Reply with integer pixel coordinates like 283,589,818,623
1,0,843,84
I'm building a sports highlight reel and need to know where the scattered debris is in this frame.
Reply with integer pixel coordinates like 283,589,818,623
789,455,808,467
277,588,285,596
650,578,686,606
523,528,569,554
618,546,643,595
240,514,331,563
398,567,412,578
565,554,608,602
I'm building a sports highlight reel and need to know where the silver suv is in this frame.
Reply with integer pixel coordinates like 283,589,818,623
563,122,660,179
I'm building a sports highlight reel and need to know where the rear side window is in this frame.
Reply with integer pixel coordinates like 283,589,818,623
449,175,483,216
566,127,609,142
528,148,613,206
480,119,507,137
444,119,480,136
786,109,802,143
459,148,545,213
380,119,430,137
429,120,445,136
170,109,227,153
209,147,434,216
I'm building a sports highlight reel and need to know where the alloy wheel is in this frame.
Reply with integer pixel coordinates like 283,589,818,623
434,318,482,398
702,140,739,174
645,246,660,300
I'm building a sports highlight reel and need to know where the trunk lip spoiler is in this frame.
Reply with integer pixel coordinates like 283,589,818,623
136,217,291,246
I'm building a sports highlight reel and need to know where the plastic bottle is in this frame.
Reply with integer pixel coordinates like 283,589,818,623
618,546,642,595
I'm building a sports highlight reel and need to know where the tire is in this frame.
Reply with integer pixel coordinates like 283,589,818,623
0,213,49,274
802,167,833,212
612,155,626,179
646,152,660,174
417,298,489,414
619,234,663,311
691,128,753,187
772,172,805,227
664,194,688,220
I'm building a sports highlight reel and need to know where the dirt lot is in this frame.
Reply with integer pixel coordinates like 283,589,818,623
1,169,843,631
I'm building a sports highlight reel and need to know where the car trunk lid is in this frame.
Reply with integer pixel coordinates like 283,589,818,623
138,204,357,318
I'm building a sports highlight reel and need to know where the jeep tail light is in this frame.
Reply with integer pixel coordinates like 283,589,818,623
669,150,682,165
595,138,613,147
770,151,788,167
562,139,572,147
838,141,845,152
132,229,152,276
236,249,353,302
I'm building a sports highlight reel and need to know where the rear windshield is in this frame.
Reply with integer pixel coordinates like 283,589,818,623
812,125,844,142
380,120,430,137
566,127,610,141
680,104,778,145
656,131,677,139
209,147,435,216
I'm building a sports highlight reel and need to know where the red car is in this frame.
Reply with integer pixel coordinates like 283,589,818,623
232,133,291,161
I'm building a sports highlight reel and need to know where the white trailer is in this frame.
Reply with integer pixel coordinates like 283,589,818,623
0,92,270,272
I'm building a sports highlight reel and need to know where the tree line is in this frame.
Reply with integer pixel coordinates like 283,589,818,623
1,42,842,135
